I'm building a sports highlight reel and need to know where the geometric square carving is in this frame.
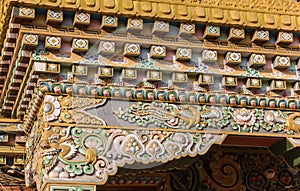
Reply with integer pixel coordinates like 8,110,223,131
22,34,38,47
270,80,286,90
147,70,162,81
99,41,115,55
15,135,27,143
127,18,143,33
176,48,192,61
98,67,114,78
153,21,169,35
0,134,8,142
248,54,266,68
18,7,35,19
199,74,214,85
74,12,90,26
45,36,61,50
46,63,60,73
34,62,54,73
14,155,25,165
72,65,88,76
124,43,140,56
0,155,6,165
294,82,300,92
33,62,47,72
246,78,262,89
222,76,237,87
101,15,118,30
225,52,242,65
202,50,217,63
273,56,290,69
228,28,245,42
276,31,293,45
122,68,137,79
47,10,63,24
150,46,166,59
252,30,269,43
179,23,195,37
204,25,220,39
172,72,188,83
72,39,89,52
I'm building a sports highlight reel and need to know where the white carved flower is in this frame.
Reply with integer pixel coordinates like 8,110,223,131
102,41,115,51
257,30,269,39
182,23,194,32
278,56,289,65
264,111,275,124
75,39,87,48
179,48,191,57
232,28,244,36
205,50,216,59
233,108,256,126
253,54,265,63
281,32,292,41
47,37,60,46
25,35,37,44
156,21,168,30
153,46,165,55
49,10,61,19
44,95,61,122
130,19,142,27
127,44,139,53
76,13,89,22
84,135,105,154
229,52,241,61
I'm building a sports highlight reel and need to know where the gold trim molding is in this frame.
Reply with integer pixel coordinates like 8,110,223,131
5,0,300,32
0,1,299,48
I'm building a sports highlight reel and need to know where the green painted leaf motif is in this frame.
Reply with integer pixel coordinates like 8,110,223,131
242,125,250,132
257,110,264,119
72,127,82,137
231,122,238,130
127,115,137,123
74,165,83,175
40,170,44,183
121,114,128,120
196,124,201,130
261,122,267,129
66,164,76,173
83,164,94,175
273,124,282,132
254,123,260,131
207,119,212,127
193,137,198,143
74,137,81,145
43,158,51,165
246,68,259,77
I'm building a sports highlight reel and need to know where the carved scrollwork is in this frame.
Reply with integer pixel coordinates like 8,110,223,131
113,101,293,134
38,125,225,187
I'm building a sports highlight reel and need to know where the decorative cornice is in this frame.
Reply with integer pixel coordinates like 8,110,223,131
23,81,300,135
0,145,25,154
0,0,299,50
2,6,300,118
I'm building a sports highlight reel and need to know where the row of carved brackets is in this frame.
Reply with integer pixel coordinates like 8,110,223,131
0,133,27,143
32,81,300,110
26,34,293,69
0,155,25,165
16,6,294,46
33,61,291,92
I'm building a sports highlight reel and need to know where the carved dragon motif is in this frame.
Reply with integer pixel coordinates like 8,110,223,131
41,126,78,173
286,112,300,135
114,102,205,129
